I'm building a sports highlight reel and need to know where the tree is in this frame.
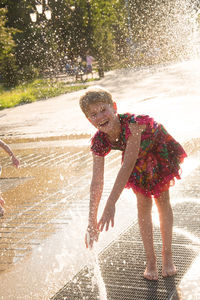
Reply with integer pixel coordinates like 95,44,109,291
65,0,128,71
0,0,129,85
0,7,18,86
90,0,128,69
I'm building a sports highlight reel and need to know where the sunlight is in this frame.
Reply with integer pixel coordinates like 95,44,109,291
173,227,200,245
181,157,199,178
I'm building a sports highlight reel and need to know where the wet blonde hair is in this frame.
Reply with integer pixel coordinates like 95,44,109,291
79,86,114,117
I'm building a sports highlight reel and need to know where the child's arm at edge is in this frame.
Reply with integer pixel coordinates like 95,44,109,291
98,123,145,232
85,153,104,248
0,139,20,168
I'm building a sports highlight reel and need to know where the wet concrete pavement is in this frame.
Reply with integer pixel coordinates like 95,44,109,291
0,59,200,299
51,156,200,300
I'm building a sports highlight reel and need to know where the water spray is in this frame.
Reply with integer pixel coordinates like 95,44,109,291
86,231,108,300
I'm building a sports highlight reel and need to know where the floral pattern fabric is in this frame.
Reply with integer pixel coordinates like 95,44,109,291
91,113,187,198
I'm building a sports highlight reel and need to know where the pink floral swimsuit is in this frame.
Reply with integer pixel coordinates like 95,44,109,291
91,113,187,198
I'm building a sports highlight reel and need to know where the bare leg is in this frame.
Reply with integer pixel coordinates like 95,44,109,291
155,190,177,277
136,192,158,280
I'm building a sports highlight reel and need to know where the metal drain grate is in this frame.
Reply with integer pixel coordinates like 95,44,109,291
51,200,200,300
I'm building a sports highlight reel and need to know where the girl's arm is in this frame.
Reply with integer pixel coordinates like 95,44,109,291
0,140,14,156
98,123,145,232
0,140,20,168
85,153,104,248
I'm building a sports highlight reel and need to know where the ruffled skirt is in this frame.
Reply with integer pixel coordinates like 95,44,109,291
125,125,187,198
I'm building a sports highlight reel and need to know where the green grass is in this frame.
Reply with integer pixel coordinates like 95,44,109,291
0,78,88,110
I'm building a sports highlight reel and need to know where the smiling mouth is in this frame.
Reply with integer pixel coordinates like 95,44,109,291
99,120,109,128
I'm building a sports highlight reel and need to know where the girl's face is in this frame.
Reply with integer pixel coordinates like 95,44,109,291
87,102,117,134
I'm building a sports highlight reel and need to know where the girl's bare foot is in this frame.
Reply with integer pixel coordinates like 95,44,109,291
162,252,177,277
144,261,158,280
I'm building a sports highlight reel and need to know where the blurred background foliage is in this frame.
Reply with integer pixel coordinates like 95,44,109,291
0,0,200,88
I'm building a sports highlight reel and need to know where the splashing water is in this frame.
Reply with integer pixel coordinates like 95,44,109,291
86,232,108,300
90,249,108,300
127,0,200,66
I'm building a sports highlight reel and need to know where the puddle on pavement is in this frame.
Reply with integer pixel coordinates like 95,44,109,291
0,177,33,193
0,136,121,276
0,140,95,272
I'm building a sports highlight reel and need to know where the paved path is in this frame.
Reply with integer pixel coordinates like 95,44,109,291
0,59,200,143
0,59,200,299
51,159,200,300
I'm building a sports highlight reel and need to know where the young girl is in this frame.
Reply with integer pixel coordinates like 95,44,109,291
0,139,20,216
79,87,187,281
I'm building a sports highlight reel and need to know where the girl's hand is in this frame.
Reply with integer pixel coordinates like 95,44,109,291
98,201,115,232
85,224,100,249
11,155,20,168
